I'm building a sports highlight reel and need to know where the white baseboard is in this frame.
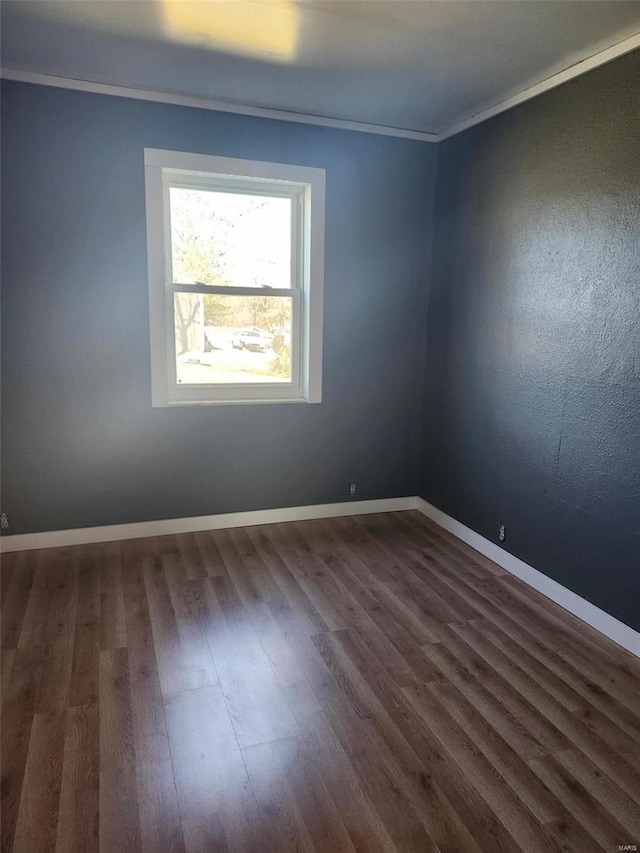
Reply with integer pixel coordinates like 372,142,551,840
416,498,640,658
2,494,637,658
0,496,417,553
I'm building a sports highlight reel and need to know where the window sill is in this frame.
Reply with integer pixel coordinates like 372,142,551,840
154,397,318,408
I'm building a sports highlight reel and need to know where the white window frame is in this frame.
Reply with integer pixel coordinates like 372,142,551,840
144,148,325,406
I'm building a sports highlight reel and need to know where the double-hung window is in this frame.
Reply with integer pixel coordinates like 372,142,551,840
144,149,325,405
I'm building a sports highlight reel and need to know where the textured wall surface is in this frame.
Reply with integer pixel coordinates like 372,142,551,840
1,81,436,534
4,55,639,634
421,51,640,630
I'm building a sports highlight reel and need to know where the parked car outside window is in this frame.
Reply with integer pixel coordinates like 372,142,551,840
231,328,274,352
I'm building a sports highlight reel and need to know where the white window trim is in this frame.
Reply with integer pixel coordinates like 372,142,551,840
144,148,325,406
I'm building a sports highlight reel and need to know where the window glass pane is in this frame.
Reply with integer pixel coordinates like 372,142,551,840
170,187,292,288
174,293,293,385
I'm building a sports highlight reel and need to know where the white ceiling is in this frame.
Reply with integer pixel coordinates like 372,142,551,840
3,1,640,136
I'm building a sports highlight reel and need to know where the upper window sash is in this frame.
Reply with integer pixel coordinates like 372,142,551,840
163,174,304,293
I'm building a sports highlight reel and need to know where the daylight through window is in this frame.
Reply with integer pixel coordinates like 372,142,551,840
144,149,325,405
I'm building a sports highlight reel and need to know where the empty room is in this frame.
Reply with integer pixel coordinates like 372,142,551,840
1,1,639,851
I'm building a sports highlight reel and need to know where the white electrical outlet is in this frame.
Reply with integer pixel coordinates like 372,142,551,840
498,524,506,542
349,483,357,496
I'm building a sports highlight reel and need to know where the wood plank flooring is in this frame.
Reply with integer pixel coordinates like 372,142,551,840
1,510,639,852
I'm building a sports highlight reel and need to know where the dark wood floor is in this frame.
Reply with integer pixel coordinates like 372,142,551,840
1,510,639,852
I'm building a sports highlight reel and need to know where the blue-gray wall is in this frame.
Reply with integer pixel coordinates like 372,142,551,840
1,81,436,534
421,51,640,631
3,58,639,635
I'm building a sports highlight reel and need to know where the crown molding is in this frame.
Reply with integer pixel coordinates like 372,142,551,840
0,68,438,143
2,31,640,143
438,31,640,140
